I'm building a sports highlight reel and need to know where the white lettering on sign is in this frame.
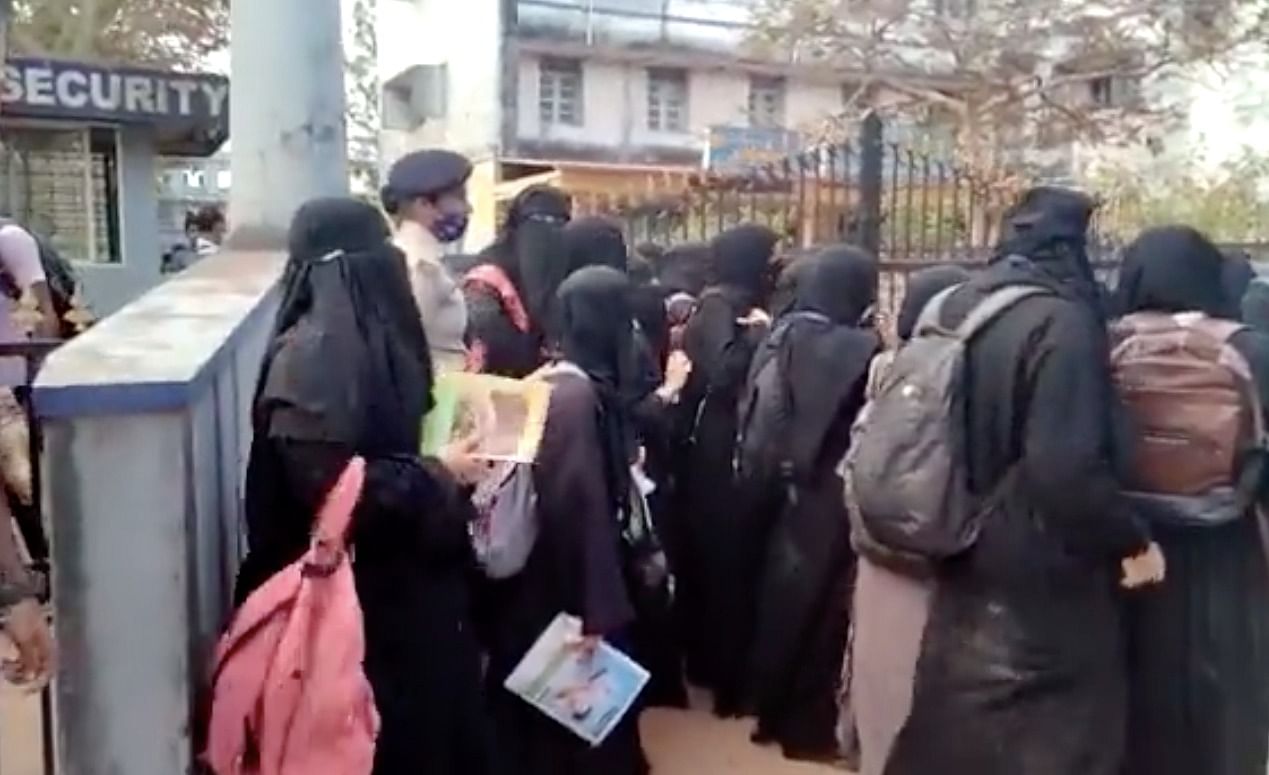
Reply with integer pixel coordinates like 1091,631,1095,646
123,75,155,114
90,72,122,111
1,66,21,103
0,60,227,126
200,81,229,118
55,70,90,109
24,66,55,107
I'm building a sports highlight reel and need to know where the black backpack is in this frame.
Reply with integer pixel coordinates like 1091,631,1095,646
735,311,828,499
0,220,82,338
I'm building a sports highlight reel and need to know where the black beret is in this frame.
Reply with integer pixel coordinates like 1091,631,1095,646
384,149,473,201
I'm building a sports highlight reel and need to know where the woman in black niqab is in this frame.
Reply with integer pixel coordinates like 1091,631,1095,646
238,198,490,775
887,187,1151,775
675,222,779,715
740,246,881,762
467,184,572,376
484,266,648,775
1116,226,1269,775
563,221,689,709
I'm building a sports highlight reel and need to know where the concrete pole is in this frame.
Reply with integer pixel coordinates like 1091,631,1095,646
227,0,350,250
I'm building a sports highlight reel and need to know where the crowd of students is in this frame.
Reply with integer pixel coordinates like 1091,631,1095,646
220,147,1269,775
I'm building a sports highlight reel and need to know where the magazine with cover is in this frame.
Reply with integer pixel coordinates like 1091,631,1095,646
504,613,650,747
421,372,552,463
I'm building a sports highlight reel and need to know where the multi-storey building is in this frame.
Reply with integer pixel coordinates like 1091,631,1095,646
379,0,972,245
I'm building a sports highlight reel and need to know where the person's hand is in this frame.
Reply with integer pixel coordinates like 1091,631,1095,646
439,434,488,486
565,633,601,662
737,308,772,328
662,351,692,395
3,598,54,690
1121,542,1166,589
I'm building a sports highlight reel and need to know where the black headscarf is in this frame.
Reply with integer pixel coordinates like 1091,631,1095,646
557,266,640,512
1243,278,1269,334
794,245,877,325
897,265,972,341
256,198,432,453
711,224,779,309
769,250,812,318
995,186,1101,312
1114,226,1229,318
480,184,572,331
241,198,434,599
1222,249,1257,320
565,216,628,276
657,242,712,297
745,246,880,477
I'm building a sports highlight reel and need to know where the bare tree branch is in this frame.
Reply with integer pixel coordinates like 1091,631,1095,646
748,0,1269,171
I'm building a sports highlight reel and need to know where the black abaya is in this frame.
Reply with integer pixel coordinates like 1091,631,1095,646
1116,226,1269,775
237,198,490,775
484,375,645,775
886,190,1149,775
675,224,778,713
740,247,879,759
485,267,648,775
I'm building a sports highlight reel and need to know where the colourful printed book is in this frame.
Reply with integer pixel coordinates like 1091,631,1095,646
421,372,552,463
504,614,650,747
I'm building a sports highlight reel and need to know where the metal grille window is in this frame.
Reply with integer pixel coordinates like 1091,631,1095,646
748,76,786,129
539,58,584,127
0,125,122,264
647,68,688,132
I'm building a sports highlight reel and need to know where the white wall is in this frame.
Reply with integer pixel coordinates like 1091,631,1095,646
515,53,842,154
378,0,503,165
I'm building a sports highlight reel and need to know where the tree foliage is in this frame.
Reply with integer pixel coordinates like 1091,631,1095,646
748,0,1269,171
9,0,228,70
1095,151,1269,243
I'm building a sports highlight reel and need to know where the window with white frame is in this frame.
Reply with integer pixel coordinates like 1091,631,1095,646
647,68,689,132
539,58,584,128
0,125,122,264
748,75,786,129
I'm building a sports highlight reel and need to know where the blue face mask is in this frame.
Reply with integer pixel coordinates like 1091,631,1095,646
430,211,470,243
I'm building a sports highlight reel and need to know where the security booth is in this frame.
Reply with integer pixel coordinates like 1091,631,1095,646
0,57,228,316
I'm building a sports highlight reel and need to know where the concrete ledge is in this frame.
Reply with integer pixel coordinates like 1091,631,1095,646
33,250,284,419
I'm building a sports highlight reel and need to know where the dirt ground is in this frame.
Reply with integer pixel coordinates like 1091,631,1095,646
642,705,849,775
0,687,850,775
0,685,44,775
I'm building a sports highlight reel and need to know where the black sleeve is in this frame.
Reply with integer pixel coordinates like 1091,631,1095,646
1230,329,1269,506
1019,306,1150,559
276,440,473,562
533,379,635,637
683,295,767,399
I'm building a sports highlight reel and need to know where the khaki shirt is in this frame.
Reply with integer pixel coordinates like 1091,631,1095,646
393,221,469,372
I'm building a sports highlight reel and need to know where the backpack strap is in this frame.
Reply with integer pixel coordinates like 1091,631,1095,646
953,285,1050,341
913,284,960,336
311,457,366,561
464,264,531,334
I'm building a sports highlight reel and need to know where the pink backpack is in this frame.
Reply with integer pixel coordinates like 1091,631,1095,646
204,458,378,775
